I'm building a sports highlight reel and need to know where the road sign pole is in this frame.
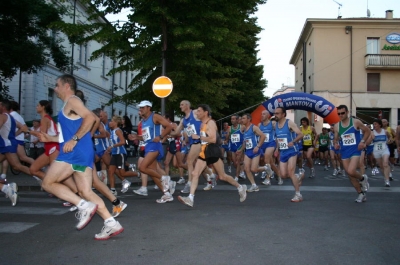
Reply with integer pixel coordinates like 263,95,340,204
161,50,166,116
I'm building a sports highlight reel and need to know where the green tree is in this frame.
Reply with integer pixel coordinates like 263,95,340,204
0,0,70,99
63,0,267,120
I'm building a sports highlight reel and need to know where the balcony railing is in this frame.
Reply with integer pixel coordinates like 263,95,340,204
365,54,400,69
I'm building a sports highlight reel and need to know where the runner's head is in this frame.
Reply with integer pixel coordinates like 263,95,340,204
231,114,239,125
337,105,349,121
241,113,252,125
37,100,53,115
138,100,152,117
274,107,286,121
197,104,211,120
180,100,190,112
373,118,383,130
300,117,309,126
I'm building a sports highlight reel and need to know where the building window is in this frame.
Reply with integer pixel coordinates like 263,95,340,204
366,38,379,54
79,43,88,66
102,54,107,76
119,72,123,88
48,88,56,112
367,73,380,92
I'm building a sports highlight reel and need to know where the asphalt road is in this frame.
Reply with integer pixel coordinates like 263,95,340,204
1,163,400,265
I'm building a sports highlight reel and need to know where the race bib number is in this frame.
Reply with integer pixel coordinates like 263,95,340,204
57,123,64,143
264,133,270,142
245,139,253,149
139,141,145,147
94,138,99,145
341,133,356,146
200,131,207,144
142,127,151,142
277,138,288,150
186,124,196,137
303,134,311,141
374,142,384,151
320,139,327,145
231,133,240,143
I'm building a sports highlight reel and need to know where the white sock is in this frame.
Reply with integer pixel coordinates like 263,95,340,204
296,191,301,196
77,199,89,210
188,194,194,201
104,217,117,227
187,181,191,185
237,185,243,191
164,191,171,196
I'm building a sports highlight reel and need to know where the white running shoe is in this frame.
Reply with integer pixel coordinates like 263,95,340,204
121,179,131,193
227,166,232,173
110,189,118,196
178,196,193,207
332,169,338,176
260,171,267,179
156,193,173,203
239,171,246,179
277,177,283,185
154,185,159,190
177,177,186,184
324,166,329,171
239,185,247,202
203,183,213,191
291,193,303,202
355,193,367,203
264,164,273,178
6,183,18,206
385,180,390,187
94,221,124,240
262,179,271,186
69,206,78,212
247,185,259,192
112,201,127,218
234,177,239,182
162,176,171,192
133,187,148,196
75,202,98,230
181,183,190,194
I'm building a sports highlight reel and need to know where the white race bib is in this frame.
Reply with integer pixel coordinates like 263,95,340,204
94,138,99,145
231,133,240,143
303,134,311,141
320,139,327,145
142,127,151,142
245,139,253,149
200,131,207,144
277,138,288,150
186,124,196,137
264,133,270,142
341,133,356,146
374,142,384,151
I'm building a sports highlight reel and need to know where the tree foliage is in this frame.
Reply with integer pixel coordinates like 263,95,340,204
61,0,267,120
0,0,70,86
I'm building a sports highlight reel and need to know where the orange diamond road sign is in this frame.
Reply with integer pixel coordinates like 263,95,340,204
152,76,173,98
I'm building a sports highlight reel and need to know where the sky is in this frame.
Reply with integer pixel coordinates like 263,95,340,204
256,0,400,98
107,0,400,98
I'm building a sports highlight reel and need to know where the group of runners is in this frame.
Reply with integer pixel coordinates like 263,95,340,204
1,74,399,240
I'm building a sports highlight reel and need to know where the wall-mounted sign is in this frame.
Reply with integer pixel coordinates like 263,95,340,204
386,33,400,44
382,44,400,50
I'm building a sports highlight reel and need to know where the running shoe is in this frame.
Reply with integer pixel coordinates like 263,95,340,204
177,177,186,184
203,183,213,191
277,177,283,185
75,202,98,230
110,189,118,196
239,185,247,202
112,201,127,218
262,179,271,185
371,168,376,176
181,183,190,194
69,206,78,212
389,173,393,181
310,168,315,178
6,183,18,206
121,179,131,193
260,171,267,179
375,167,380,174
332,169,338,176
154,185,159,190
355,193,367,203
234,177,239,182
156,193,174,203
94,221,124,240
264,164,273,178
291,193,303,202
385,180,390,187
239,171,246,179
360,174,370,192
63,202,73,207
324,166,329,171
133,187,148,196
178,196,193,207
247,185,259,192
169,180,176,195
227,166,231,173
129,164,137,172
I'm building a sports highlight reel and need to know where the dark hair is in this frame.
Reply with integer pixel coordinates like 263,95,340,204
39,100,53,115
92,108,101,117
75,90,86,105
123,115,133,128
300,117,309,125
58,74,77,92
231,114,239,120
1,99,11,111
373,119,383,127
276,107,287,117
10,101,20,111
337,105,348,112
198,104,211,117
